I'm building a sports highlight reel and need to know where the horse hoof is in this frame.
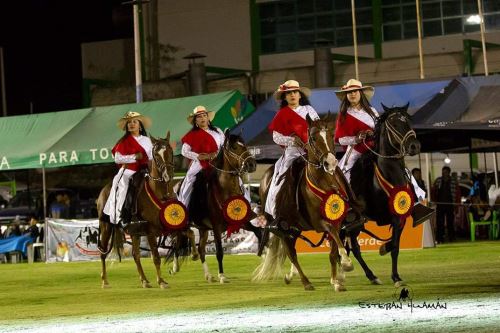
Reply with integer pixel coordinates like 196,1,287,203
159,282,169,289
205,274,214,283
101,282,111,289
218,274,229,284
304,284,315,291
341,260,354,272
394,280,406,288
191,254,199,261
142,281,152,288
371,278,383,285
334,283,347,292
284,275,292,285
379,245,388,256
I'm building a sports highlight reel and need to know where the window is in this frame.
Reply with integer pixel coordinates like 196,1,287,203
381,0,500,42
258,0,372,54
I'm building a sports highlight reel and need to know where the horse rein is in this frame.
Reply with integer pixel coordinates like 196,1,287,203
209,140,254,176
363,113,416,159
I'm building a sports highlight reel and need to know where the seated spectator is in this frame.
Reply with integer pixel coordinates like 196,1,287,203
5,217,22,238
23,216,40,240
50,193,69,219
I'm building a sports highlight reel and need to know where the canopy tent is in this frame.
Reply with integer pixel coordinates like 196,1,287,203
234,79,451,160
0,90,254,171
412,75,500,152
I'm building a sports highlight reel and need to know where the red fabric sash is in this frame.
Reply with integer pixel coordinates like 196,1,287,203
112,135,148,172
182,129,219,169
334,112,375,153
268,106,309,144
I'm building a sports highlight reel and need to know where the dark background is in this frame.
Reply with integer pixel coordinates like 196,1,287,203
0,0,133,116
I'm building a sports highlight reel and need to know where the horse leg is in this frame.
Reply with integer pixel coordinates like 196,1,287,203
391,221,406,287
131,235,151,288
198,230,214,283
187,228,199,261
349,232,382,285
283,236,314,290
213,228,228,284
329,240,346,292
284,263,298,284
146,234,169,289
326,227,354,272
99,221,112,288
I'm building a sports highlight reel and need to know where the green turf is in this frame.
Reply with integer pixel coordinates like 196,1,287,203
1,241,499,323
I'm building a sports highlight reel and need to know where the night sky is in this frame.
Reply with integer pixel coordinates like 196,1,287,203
0,0,133,116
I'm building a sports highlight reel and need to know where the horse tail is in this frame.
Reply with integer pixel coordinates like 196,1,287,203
164,232,191,267
252,234,287,282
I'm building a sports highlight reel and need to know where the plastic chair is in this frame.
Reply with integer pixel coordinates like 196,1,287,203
468,211,497,241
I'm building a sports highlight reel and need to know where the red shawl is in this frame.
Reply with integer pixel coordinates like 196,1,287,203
182,129,219,169
112,135,148,171
268,106,308,144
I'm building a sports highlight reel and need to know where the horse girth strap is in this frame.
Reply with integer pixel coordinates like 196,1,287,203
305,169,346,201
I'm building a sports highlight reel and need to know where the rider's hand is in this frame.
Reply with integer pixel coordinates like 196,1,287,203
209,152,217,160
135,152,143,160
356,131,368,144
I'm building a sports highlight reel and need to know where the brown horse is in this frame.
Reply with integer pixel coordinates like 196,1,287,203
253,114,357,291
170,131,258,283
97,132,196,289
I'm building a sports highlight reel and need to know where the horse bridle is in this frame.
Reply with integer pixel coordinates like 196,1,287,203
145,141,174,183
302,125,332,170
210,139,254,176
363,113,416,159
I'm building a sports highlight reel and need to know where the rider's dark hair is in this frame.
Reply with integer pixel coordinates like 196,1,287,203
338,90,376,124
191,115,218,131
280,90,311,108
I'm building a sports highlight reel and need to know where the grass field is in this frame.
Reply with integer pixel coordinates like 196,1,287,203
0,241,499,331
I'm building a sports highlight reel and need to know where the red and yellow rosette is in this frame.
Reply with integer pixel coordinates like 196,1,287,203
388,186,414,219
159,199,188,231
222,195,251,235
320,191,349,225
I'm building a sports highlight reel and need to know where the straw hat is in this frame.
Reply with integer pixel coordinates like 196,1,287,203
187,105,215,124
274,80,311,100
117,111,152,131
334,79,374,101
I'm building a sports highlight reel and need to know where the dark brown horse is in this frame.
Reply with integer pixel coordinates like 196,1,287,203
253,114,357,291
170,131,258,283
347,104,421,287
97,132,196,289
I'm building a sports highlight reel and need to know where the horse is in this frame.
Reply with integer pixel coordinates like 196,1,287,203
346,103,421,287
168,131,259,283
97,132,196,289
253,114,358,291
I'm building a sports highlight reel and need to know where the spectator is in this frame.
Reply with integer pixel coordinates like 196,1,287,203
24,216,40,240
50,193,68,219
5,216,22,238
431,166,461,243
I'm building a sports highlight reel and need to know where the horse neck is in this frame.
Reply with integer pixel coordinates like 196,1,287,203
217,157,241,195
376,154,407,186
306,159,340,192
148,164,172,200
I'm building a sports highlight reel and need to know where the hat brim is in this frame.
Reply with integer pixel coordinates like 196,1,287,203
274,87,311,101
117,115,152,130
187,110,215,124
334,86,374,101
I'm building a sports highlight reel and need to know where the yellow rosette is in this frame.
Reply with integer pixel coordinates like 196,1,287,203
389,186,414,219
321,192,348,225
160,199,188,231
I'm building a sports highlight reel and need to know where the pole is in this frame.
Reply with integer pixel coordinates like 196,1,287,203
477,0,489,76
425,153,431,198
351,0,359,80
133,2,143,103
416,0,425,79
0,47,7,116
493,152,499,188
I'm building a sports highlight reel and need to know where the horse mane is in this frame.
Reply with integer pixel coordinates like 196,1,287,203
213,133,244,170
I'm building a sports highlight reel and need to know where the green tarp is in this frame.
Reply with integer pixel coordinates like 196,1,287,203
0,90,254,170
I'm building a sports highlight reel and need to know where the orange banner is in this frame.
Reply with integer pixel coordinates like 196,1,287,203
296,218,424,253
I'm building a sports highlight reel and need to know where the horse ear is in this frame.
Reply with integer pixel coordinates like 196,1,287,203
306,113,313,126
224,128,230,138
404,102,410,113
165,131,170,143
381,103,389,112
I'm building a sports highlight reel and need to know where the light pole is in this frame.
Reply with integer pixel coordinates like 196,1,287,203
0,47,7,116
123,0,149,103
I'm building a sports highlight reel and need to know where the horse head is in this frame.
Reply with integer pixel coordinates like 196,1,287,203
217,129,256,174
378,103,420,157
306,112,338,174
150,131,174,183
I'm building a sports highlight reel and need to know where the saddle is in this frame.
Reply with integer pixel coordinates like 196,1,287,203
120,168,146,225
